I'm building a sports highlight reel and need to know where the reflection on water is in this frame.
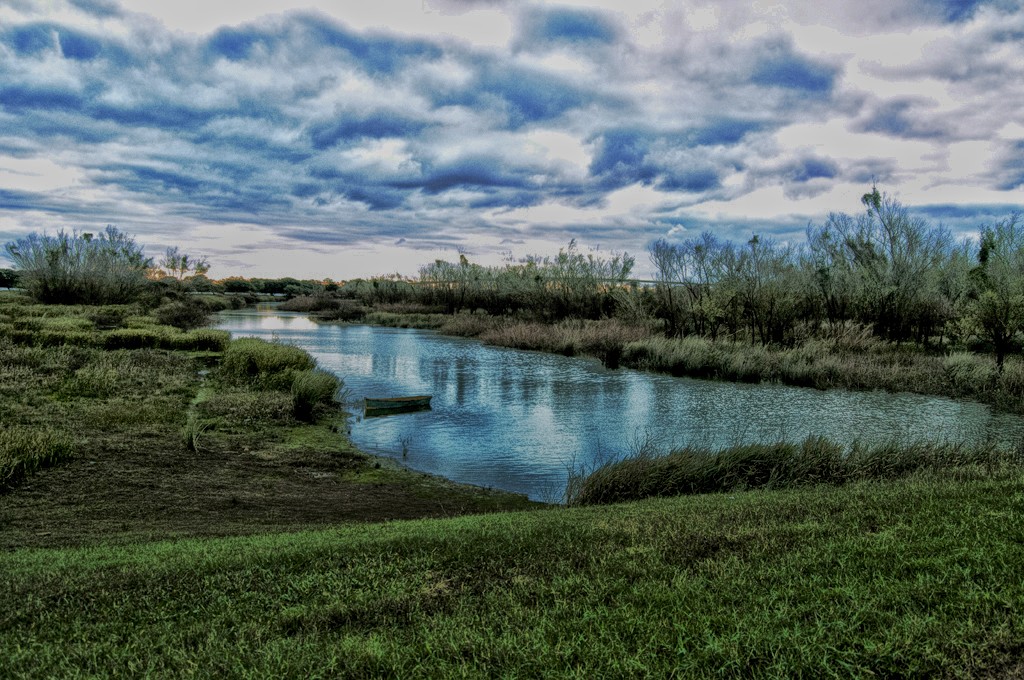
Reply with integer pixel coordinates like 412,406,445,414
217,307,1024,501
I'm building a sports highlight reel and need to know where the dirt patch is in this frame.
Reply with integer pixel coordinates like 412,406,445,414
0,433,538,550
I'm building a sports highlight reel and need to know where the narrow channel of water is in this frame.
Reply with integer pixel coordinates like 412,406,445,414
217,308,1024,501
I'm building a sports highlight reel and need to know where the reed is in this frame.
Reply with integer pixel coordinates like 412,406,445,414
567,436,1024,505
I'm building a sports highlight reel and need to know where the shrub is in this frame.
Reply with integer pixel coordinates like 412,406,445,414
279,295,341,313
87,307,129,330
291,369,341,422
155,299,213,330
104,328,166,350
316,300,368,322
0,426,74,489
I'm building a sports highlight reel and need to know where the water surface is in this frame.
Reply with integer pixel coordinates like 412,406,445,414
217,308,1024,500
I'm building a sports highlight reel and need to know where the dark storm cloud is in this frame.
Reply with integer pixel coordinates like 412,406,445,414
587,121,763,192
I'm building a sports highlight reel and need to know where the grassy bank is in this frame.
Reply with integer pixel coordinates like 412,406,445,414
3,474,1023,677
0,293,536,549
332,309,1024,413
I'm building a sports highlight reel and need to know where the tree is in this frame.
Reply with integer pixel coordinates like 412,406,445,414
160,246,210,280
809,187,952,342
4,226,152,304
964,214,1024,371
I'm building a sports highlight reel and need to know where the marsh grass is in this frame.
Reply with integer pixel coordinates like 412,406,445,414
476,317,654,366
220,337,315,388
567,435,1024,505
0,426,74,488
291,369,341,422
197,388,295,427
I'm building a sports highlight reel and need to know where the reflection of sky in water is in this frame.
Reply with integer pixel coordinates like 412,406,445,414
218,308,1024,501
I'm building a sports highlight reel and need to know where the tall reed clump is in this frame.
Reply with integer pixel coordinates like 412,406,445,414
290,369,341,422
566,436,1024,506
220,337,315,389
0,426,74,489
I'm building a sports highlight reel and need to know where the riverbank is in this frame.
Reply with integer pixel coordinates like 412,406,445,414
332,307,1024,414
4,473,1023,677
0,293,537,550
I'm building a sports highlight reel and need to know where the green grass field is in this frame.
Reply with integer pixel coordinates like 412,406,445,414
3,474,1023,677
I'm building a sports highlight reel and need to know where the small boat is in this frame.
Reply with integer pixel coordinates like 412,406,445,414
364,395,432,416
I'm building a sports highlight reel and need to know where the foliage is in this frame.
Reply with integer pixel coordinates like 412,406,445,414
0,268,19,288
158,246,209,281
961,214,1024,370
5,226,152,305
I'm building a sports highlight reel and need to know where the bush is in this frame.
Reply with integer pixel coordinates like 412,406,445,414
170,329,229,352
155,299,213,330
279,295,341,313
104,328,166,350
291,369,341,422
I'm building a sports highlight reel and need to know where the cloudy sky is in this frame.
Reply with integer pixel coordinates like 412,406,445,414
1,0,1022,278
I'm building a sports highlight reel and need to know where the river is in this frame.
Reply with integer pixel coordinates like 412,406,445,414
217,307,1024,501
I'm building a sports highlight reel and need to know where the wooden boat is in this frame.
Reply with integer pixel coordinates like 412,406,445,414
364,395,432,416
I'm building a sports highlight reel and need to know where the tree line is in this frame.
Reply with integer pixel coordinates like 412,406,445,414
4,188,1022,367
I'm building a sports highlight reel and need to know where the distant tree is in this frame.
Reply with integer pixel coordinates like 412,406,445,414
160,246,210,280
4,226,152,304
221,277,255,293
964,214,1024,371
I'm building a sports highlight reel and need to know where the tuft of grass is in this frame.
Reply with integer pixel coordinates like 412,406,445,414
291,369,341,422
0,426,74,489
567,436,1024,506
181,415,209,452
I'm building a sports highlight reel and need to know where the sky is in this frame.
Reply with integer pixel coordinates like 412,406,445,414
0,0,1022,279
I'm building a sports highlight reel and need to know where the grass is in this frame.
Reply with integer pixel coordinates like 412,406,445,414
291,368,342,422
220,336,315,387
566,435,1024,506
0,426,74,489
2,474,1024,676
